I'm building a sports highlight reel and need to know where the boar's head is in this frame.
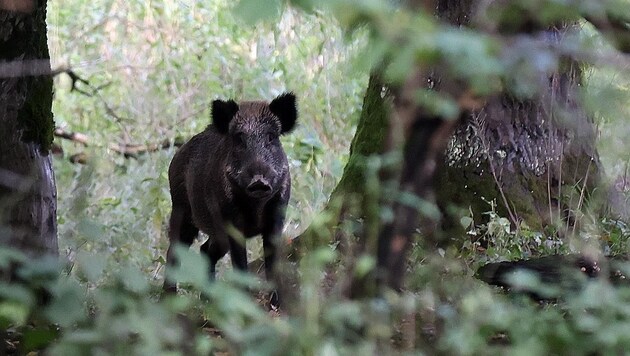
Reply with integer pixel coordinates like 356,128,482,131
211,92,297,200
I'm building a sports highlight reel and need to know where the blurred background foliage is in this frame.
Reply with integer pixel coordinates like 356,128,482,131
48,0,368,278
2,0,630,354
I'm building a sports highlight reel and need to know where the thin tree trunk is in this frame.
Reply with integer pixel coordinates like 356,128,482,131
0,0,57,256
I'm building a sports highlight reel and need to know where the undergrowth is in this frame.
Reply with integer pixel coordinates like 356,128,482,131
2,0,630,354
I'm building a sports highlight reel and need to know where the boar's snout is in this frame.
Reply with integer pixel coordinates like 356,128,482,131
246,174,273,198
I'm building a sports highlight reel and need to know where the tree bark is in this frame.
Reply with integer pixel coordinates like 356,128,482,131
287,1,619,296
0,0,58,256
289,73,389,258
435,21,602,240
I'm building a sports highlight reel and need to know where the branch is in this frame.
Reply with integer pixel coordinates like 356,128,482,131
53,127,183,163
107,140,181,158
0,62,130,124
53,128,88,146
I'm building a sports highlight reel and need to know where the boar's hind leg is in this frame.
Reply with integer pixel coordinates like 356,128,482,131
164,205,199,292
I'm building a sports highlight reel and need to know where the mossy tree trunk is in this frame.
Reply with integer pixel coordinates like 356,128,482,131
292,0,607,293
0,0,58,257
434,6,602,240
308,2,602,237
290,73,389,257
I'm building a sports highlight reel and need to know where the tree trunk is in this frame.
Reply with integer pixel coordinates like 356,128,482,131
290,73,389,258
435,13,601,240
291,0,606,293
377,2,603,290
0,0,57,257
378,1,606,291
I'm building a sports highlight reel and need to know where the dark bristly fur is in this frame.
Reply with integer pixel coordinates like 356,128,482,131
164,93,298,307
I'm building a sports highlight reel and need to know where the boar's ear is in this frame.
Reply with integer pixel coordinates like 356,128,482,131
269,92,297,134
212,99,239,134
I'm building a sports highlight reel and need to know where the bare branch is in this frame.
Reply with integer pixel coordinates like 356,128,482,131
53,128,89,146
107,140,182,158
53,127,183,163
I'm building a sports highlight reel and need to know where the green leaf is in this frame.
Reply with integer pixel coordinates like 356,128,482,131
354,255,376,278
0,282,35,306
98,196,121,207
460,216,474,229
44,279,86,328
119,265,150,294
77,219,104,242
167,245,210,289
0,247,27,269
0,301,29,326
76,251,107,282
22,327,60,352
16,255,63,286
233,0,282,23
64,330,103,344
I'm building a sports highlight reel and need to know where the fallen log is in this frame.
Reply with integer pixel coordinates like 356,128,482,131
477,254,630,300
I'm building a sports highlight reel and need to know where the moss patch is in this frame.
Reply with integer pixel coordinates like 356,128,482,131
329,73,389,199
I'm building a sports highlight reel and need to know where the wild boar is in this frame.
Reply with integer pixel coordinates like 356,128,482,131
164,93,297,306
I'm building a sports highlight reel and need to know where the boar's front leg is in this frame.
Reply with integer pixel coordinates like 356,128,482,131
228,236,248,272
262,235,279,307
203,236,229,279
164,204,199,293
262,201,287,308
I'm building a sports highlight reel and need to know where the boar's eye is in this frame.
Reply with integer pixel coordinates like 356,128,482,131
234,132,246,147
266,132,277,144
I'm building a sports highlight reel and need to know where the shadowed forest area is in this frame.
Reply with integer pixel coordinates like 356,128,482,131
1,0,630,354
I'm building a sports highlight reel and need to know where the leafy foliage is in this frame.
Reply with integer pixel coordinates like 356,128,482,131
3,0,630,354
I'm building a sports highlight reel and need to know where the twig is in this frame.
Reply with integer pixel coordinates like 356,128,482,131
53,128,89,146
471,112,519,227
572,160,592,237
64,69,92,96
0,62,130,125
